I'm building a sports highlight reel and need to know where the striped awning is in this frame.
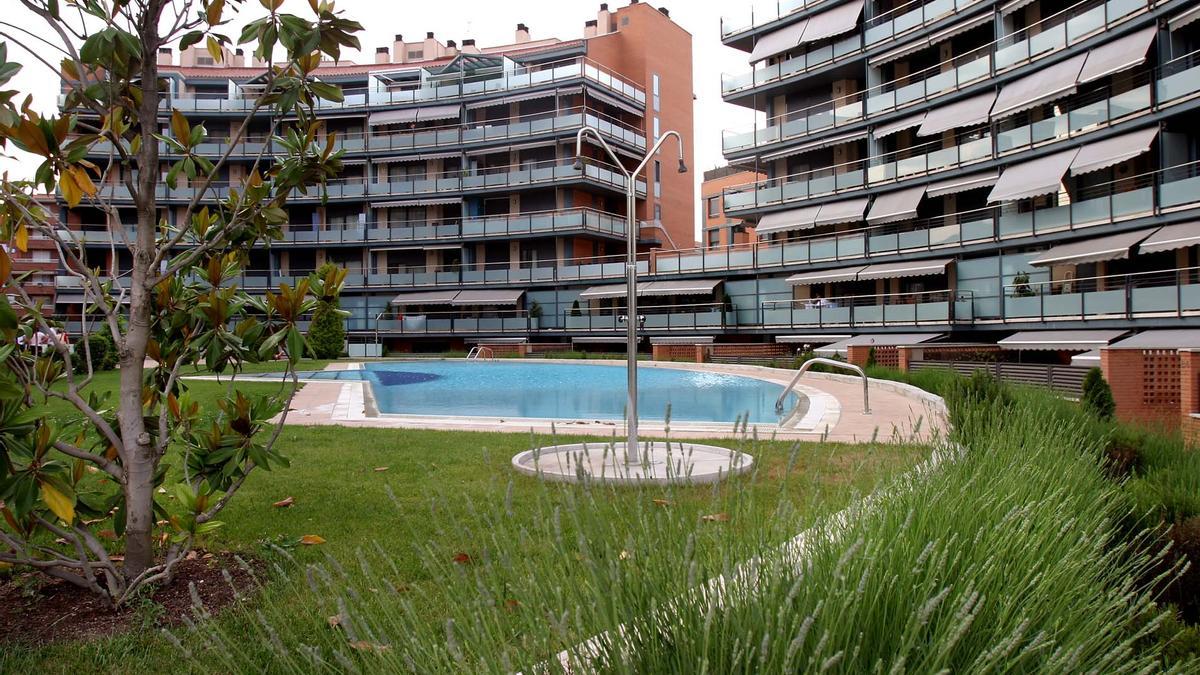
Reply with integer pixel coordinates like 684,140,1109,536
998,329,1128,351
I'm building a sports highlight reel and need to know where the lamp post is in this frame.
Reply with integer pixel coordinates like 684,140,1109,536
573,127,687,464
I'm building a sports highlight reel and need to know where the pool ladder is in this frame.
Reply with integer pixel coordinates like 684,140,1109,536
466,346,494,361
775,357,870,425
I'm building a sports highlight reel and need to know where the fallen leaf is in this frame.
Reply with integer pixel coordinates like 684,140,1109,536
157,488,168,495
327,614,344,628
85,466,99,474
452,552,473,565
185,550,198,561
652,499,671,507
504,598,521,612
0,561,12,570
349,641,392,653
701,513,731,523
273,497,295,508
300,535,326,546
97,530,117,540
619,550,631,561
373,467,389,473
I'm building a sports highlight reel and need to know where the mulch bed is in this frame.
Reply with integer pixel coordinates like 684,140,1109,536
0,551,262,646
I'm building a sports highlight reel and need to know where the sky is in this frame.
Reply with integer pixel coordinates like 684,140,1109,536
0,0,761,239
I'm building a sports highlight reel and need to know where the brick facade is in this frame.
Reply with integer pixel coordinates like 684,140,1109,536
1101,348,1183,429
1181,350,1199,445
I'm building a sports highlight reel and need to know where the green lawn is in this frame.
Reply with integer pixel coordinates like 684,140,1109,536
2,365,929,672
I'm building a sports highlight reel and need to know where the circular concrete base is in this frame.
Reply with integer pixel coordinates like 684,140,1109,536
512,441,753,485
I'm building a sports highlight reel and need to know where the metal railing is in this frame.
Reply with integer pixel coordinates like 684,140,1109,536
1001,265,1200,322
466,345,494,360
563,303,729,333
775,357,870,424
761,290,973,329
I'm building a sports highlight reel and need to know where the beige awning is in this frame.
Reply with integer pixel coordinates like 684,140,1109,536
373,197,462,208
1078,26,1157,84
640,279,722,297
873,112,926,139
1139,221,1200,255
856,257,953,280
917,91,997,136
762,131,868,162
451,289,525,306
815,333,942,356
368,108,419,126
926,170,999,197
1028,227,1158,266
991,53,1087,120
866,184,927,224
776,334,852,344
579,284,627,300
813,197,870,226
750,19,809,62
869,14,991,66
391,290,459,305
756,205,822,235
800,0,865,44
1108,330,1200,350
1171,4,1200,31
464,89,558,109
1000,0,1037,15
416,104,462,122
1069,126,1159,176
786,265,866,285
988,148,1079,202
998,329,1127,351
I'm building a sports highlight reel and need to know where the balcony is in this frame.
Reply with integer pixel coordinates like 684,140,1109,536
721,0,838,41
375,310,537,336
88,157,646,204
722,54,1200,214
103,57,647,114
1000,266,1200,322
761,290,974,328
721,0,1149,101
563,303,730,333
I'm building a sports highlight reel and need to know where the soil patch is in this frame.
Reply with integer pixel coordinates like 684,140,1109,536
1164,516,1200,624
1103,441,1141,480
0,551,261,646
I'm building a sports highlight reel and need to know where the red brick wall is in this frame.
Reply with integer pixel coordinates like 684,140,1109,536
847,345,897,368
709,343,790,359
1182,350,1199,445
651,344,700,362
1101,348,1182,429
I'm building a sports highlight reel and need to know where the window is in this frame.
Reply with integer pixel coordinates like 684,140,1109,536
653,116,660,140
654,204,662,221
653,161,661,199
707,229,721,247
195,55,215,66
407,48,424,60
652,74,660,113
707,196,721,218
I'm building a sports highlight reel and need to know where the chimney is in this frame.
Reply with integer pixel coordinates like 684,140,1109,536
423,31,440,60
597,4,612,35
515,23,530,43
658,6,669,16
584,19,598,38
375,46,390,64
445,39,458,57
157,47,172,66
461,38,480,54
393,34,405,63
232,48,245,67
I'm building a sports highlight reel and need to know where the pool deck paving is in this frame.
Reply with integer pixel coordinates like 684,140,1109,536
275,360,945,444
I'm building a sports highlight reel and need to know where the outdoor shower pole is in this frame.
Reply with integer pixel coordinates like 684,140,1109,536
574,127,687,463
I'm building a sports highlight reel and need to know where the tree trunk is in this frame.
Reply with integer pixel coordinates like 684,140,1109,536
120,1,165,583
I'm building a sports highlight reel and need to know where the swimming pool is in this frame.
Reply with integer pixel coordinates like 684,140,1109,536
289,361,799,424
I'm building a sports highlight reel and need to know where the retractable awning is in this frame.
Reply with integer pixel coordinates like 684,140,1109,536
988,148,1079,202
856,257,953,280
870,14,992,66
649,336,716,345
1071,350,1101,367
1170,4,1200,31
583,88,643,117
1139,221,1200,255
368,108,419,126
776,334,852,344
926,170,999,197
756,205,822,235
750,19,809,62
991,53,1087,120
1000,0,1037,15
762,131,868,162
866,184,927,224
1078,26,1157,84
800,0,865,45
373,197,462,208
391,290,459,305
640,279,722,296
579,284,627,300
1108,330,1200,349
873,112,926,139
1028,227,1158,266
813,197,870,226
815,333,942,356
1069,126,1159,176
917,91,997,136
786,265,866,285
451,289,525,305
464,89,558,109
416,104,462,122
998,329,1128,351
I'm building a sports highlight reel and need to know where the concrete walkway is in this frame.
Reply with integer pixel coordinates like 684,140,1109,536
275,360,945,444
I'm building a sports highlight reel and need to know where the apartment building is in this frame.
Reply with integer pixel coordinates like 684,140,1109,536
55,2,695,352
4,195,59,310
702,166,764,248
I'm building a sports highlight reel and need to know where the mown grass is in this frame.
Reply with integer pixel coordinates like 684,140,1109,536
1,369,927,673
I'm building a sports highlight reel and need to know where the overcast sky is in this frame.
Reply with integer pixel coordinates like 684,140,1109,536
0,0,759,237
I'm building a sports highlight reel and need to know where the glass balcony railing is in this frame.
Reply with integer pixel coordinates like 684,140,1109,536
723,55,1199,213
564,303,730,332
64,208,628,247
62,57,646,113
664,161,1200,276
89,157,646,203
374,310,537,335
721,0,1148,103
761,290,973,328
721,0,837,39
86,108,646,159
1002,266,1200,322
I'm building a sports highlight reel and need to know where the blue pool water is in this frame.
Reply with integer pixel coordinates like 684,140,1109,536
295,362,796,424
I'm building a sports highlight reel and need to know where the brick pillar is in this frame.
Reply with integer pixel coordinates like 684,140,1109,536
652,344,666,362
847,345,872,368
695,345,708,363
1101,348,1182,428
1182,350,1200,445
898,346,917,373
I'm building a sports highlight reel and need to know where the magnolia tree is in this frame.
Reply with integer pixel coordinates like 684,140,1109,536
0,0,361,605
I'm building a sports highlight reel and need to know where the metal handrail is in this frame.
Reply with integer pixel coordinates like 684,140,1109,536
775,357,870,424
466,346,494,361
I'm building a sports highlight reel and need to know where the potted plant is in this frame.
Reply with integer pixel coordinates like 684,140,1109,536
1011,271,1037,298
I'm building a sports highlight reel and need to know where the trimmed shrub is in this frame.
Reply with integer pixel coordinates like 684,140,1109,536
1081,367,1116,421
570,299,581,317
74,330,117,374
308,301,345,359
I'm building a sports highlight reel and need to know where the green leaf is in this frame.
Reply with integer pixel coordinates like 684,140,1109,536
179,30,205,52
